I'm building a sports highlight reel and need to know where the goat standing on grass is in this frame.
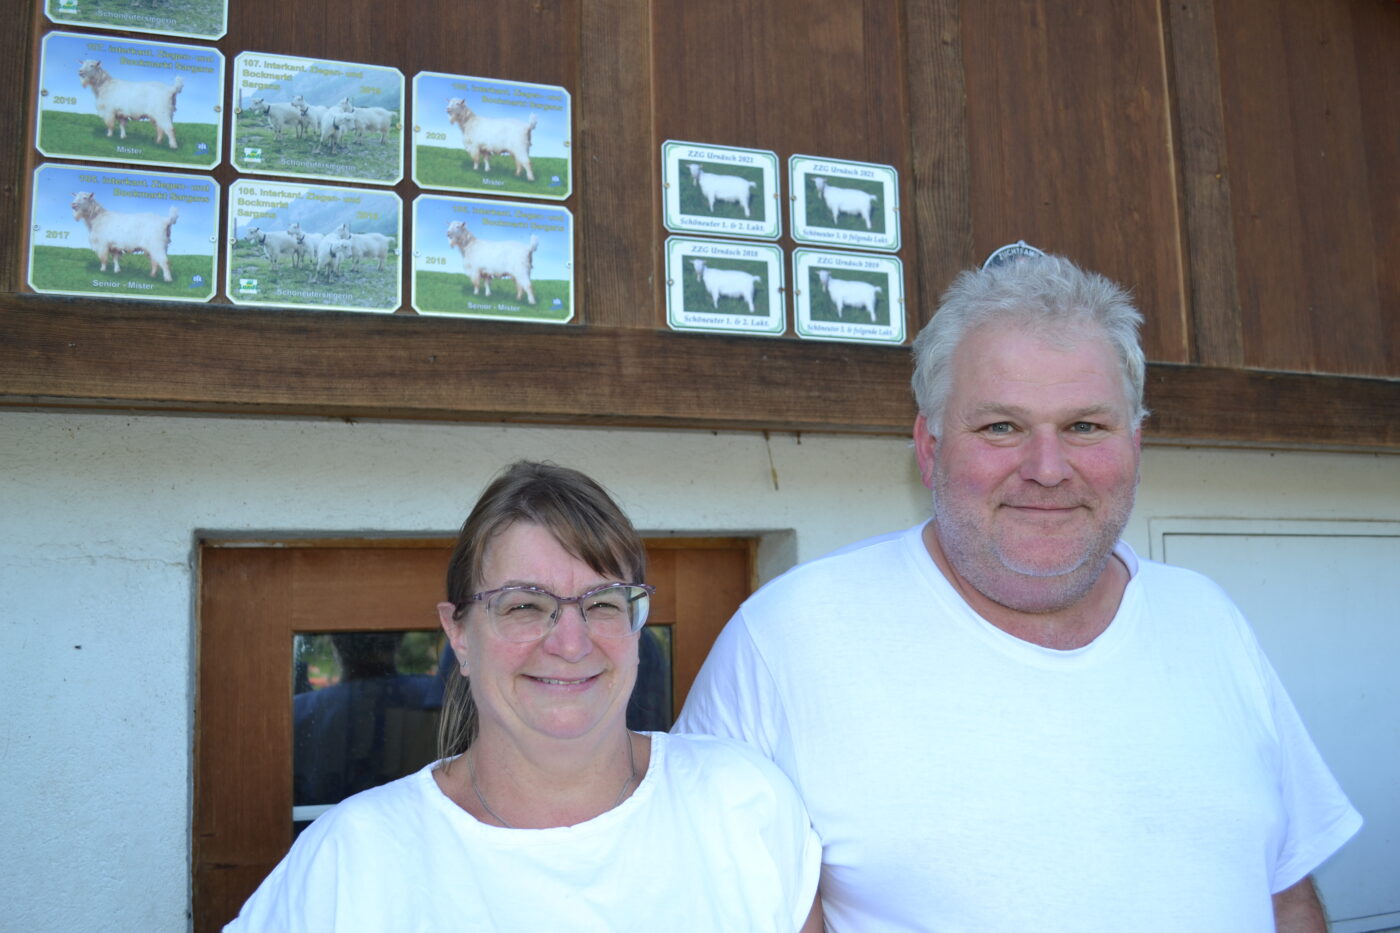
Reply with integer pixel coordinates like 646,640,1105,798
813,177,877,230
71,191,179,282
314,107,356,154
335,97,396,144
446,220,538,305
346,232,393,271
247,97,308,139
687,163,757,217
445,98,537,182
816,269,882,322
690,258,760,313
312,226,353,283
243,223,305,269
77,59,184,150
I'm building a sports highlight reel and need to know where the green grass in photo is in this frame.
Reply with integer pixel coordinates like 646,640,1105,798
48,0,224,37
681,256,769,316
228,242,399,310
808,267,887,325
414,145,570,197
234,114,401,182
31,244,215,300
678,160,766,223
805,174,885,234
38,110,219,167
414,269,571,321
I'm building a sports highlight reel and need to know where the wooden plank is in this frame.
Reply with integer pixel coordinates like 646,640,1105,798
1142,363,1400,451
1,2,40,295
1214,0,1388,377
3,295,1397,450
650,0,914,336
960,0,1190,364
1274,0,1384,377
904,0,974,330
1350,0,1400,377
578,0,657,327
1161,0,1243,367
195,549,295,933
0,296,916,431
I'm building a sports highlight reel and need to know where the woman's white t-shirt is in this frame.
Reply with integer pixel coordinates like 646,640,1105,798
226,731,821,932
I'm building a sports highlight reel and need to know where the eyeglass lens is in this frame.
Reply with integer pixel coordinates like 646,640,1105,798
485,585,649,642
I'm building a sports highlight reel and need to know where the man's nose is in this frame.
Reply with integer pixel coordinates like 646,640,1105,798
1020,429,1072,486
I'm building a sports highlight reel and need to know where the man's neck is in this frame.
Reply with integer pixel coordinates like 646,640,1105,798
921,522,1130,650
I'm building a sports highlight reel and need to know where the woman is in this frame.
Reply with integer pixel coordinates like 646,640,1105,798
228,460,823,931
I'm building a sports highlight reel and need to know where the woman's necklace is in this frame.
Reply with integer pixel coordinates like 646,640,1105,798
468,731,638,830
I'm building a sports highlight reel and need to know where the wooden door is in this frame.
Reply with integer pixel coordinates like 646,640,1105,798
193,536,753,933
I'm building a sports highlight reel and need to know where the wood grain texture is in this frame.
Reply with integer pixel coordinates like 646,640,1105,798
4,0,1397,450
3,294,1397,449
1214,0,1393,377
960,0,1190,365
650,0,915,336
1347,0,1400,376
195,538,749,930
2,2,40,296
0,295,916,431
579,0,658,327
1162,0,1244,367
904,0,975,329
195,545,452,931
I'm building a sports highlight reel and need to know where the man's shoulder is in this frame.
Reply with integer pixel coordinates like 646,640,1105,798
755,523,926,597
1130,549,1239,606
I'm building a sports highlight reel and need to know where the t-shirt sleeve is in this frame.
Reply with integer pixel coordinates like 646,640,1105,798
714,737,823,931
1263,656,1364,892
772,774,824,930
222,805,376,932
672,607,784,759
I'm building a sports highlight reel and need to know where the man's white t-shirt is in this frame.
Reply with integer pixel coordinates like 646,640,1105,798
675,523,1361,932
226,732,821,932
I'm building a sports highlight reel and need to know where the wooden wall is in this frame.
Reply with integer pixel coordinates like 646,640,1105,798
1,0,1396,447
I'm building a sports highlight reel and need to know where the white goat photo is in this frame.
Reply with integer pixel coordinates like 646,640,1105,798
37,33,225,170
684,162,760,219
814,268,884,323
412,72,572,199
230,52,404,184
225,180,401,312
70,190,179,282
446,220,539,305
688,258,763,314
445,98,538,183
28,164,219,301
77,58,185,149
811,177,879,230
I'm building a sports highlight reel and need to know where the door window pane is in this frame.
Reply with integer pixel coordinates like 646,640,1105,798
627,625,674,731
292,631,446,828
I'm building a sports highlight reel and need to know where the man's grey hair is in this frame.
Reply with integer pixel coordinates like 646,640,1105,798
911,254,1149,437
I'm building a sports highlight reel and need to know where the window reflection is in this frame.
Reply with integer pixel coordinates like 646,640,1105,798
292,631,446,826
290,624,675,829
628,625,673,731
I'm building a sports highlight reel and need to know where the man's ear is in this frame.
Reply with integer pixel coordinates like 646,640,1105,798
913,413,938,490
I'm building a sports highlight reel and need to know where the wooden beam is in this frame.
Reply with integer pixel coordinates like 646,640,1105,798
1162,0,1245,367
2,295,1396,450
903,0,974,330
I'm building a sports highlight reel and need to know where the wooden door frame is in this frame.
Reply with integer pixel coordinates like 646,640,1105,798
193,534,754,932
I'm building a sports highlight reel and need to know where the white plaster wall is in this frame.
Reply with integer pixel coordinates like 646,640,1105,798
2,409,1397,930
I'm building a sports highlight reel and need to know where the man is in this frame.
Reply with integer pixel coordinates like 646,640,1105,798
675,255,1360,932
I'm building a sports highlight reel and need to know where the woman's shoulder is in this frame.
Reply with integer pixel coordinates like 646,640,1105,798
651,732,800,801
303,762,445,843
